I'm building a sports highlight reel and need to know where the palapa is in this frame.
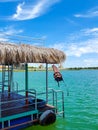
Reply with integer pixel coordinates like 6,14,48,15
0,42,66,65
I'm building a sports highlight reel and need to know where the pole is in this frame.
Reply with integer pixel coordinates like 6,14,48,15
8,64,10,98
0,92,2,118
46,63,48,103
25,63,28,105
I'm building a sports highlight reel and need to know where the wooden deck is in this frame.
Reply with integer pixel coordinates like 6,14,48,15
0,92,32,117
0,92,55,118
0,91,56,130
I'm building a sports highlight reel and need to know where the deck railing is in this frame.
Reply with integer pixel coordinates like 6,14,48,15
0,89,37,117
31,88,65,117
0,88,65,118
48,88,65,118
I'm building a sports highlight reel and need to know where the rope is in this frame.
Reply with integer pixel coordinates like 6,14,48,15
56,75,69,96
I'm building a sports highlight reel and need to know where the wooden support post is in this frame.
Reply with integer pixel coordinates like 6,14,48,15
25,63,29,105
46,63,48,103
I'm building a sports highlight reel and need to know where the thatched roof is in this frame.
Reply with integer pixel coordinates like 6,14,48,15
0,43,66,65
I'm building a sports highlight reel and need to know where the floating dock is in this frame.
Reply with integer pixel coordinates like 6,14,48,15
0,42,66,130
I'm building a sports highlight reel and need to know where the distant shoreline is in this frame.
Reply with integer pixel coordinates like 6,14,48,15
0,67,98,72
65,67,98,70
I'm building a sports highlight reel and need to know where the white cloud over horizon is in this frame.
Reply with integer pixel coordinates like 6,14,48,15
84,59,98,66
11,0,60,21
50,27,98,58
74,6,98,18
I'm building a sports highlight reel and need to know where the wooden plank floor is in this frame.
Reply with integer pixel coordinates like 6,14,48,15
0,92,36,117
0,92,55,118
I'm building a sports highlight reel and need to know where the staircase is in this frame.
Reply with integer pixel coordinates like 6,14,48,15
48,89,65,118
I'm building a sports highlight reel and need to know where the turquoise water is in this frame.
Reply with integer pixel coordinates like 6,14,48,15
1,70,98,130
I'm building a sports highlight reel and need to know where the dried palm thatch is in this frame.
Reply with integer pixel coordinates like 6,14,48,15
0,43,66,65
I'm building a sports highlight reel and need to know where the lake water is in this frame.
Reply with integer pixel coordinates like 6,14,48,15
1,70,98,130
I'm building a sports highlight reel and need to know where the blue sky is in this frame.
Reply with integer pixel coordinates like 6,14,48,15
0,0,98,68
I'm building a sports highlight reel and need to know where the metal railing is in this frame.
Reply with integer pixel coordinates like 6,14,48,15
0,89,39,129
0,89,37,117
48,88,65,118
0,88,65,118
36,88,65,117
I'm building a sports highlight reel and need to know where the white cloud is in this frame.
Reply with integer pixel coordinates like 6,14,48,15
11,0,60,21
74,6,98,18
3,26,23,35
84,59,98,66
52,41,98,57
0,26,46,45
66,41,98,57
49,27,98,57
48,27,98,68
50,43,65,50
82,28,98,33
82,28,98,37
0,26,23,42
